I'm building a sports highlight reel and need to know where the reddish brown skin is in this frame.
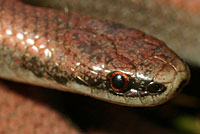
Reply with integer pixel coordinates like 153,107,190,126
0,80,80,134
0,0,183,93
0,0,192,133
0,0,191,133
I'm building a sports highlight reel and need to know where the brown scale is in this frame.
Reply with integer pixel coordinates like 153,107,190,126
0,0,190,104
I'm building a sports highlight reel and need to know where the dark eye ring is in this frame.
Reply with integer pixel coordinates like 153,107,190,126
110,71,129,93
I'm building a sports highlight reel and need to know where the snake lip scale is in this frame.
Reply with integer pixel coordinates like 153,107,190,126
0,0,190,107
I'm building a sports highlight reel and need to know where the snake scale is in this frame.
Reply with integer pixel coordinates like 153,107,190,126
0,0,190,107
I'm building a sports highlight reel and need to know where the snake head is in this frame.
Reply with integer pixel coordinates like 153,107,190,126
70,21,190,106
101,34,191,106
0,1,190,107
20,16,189,107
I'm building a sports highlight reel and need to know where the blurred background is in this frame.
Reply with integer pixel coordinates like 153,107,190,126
1,0,200,133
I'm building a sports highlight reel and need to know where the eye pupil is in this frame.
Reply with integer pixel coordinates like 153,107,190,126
112,74,125,89
109,71,130,93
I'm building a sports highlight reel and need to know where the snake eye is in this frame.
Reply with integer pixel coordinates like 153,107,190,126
110,72,129,93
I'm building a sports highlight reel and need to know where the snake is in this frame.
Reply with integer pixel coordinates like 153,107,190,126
0,0,190,107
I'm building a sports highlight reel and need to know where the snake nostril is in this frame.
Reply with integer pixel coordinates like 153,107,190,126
146,82,166,94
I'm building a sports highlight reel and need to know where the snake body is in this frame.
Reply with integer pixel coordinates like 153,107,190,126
0,0,190,106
